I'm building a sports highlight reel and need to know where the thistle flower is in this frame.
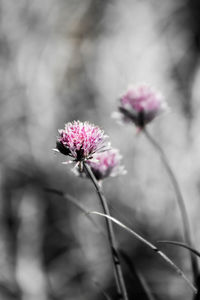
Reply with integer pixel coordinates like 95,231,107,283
87,149,126,181
117,84,168,128
56,121,110,169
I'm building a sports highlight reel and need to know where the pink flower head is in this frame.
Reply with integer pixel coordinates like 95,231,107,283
87,149,126,181
118,84,167,128
56,121,110,165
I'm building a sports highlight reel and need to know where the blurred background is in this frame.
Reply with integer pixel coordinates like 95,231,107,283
1,0,200,299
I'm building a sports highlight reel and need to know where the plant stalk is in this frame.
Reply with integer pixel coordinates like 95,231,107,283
90,211,197,293
83,162,129,300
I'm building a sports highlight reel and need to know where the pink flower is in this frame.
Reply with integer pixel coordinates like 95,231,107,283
56,121,110,164
117,84,168,128
87,149,126,181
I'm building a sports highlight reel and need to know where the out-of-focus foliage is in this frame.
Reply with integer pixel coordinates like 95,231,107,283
1,0,200,299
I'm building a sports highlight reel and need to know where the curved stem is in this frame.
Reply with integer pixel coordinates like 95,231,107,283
83,162,129,300
46,188,154,299
90,211,197,293
143,128,199,285
45,188,105,236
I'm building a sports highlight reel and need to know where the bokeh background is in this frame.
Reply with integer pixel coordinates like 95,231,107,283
1,0,200,299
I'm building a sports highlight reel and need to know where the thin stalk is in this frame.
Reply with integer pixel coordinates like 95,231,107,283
46,188,153,299
93,280,112,300
45,188,155,300
90,211,197,294
120,250,157,300
45,188,105,235
143,128,199,285
157,240,200,258
83,162,129,300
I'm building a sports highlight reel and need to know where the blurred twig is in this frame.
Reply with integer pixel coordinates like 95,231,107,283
120,250,157,300
93,280,112,300
45,187,105,236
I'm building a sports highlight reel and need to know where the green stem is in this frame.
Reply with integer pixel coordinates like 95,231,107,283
83,162,129,300
143,128,199,286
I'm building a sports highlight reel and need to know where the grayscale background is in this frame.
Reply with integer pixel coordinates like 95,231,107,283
0,1,200,299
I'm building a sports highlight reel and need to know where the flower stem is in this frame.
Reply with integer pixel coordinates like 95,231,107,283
90,211,196,293
143,128,199,285
83,162,129,300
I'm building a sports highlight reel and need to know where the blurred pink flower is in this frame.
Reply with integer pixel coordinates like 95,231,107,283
87,149,126,181
117,84,168,128
56,121,110,164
